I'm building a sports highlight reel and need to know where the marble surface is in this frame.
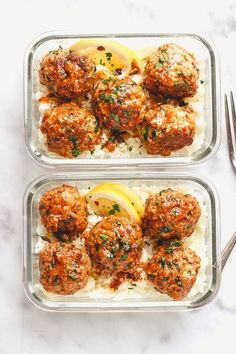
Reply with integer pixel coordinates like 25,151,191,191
1,0,236,353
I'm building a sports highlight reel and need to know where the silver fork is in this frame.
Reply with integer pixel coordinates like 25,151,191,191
225,91,236,169
223,92,236,269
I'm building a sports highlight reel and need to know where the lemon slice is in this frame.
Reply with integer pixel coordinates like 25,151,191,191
86,184,144,224
91,183,144,217
70,39,143,77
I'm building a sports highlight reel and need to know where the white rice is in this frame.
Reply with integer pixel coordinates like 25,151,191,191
34,184,209,301
34,48,206,159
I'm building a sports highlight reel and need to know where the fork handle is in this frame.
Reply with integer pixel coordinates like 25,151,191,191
221,231,236,270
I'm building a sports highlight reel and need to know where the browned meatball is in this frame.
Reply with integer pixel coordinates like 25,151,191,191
141,103,195,156
39,184,88,241
145,240,201,300
40,102,101,158
142,189,201,240
84,216,143,275
144,43,199,98
93,77,147,131
39,48,95,98
39,242,91,295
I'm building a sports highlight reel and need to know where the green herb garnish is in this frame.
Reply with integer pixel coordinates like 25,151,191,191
68,272,77,281
152,128,157,139
171,208,180,216
143,126,148,140
159,257,166,269
111,112,120,123
175,276,183,287
105,52,112,61
120,253,128,261
162,277,169,281
160,225,172,233
108,203,121,215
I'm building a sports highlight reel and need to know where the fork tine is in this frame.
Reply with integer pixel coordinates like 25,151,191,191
230,91,236,135
225,94,234,158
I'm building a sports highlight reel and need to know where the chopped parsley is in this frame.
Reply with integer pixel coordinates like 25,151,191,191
99,93,115,103
123,109,130,117
162,277,169,281
69,135,80,157
94,118,99,133
105,52,112,61
102,78,112,84
99,59,106,66
100,234,109,242
152,128,157,139
171,208,181,216
120,253,128,261
143,126,148,140
165,240,182,254
200,80,204,84
68,272,77,281
108,203,121,215
160,225,172,233
175,276,183,288
159,256,166,269
111,112,120,123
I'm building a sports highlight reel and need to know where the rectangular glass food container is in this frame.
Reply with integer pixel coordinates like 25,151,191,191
23,172,220,312
24,32,220,168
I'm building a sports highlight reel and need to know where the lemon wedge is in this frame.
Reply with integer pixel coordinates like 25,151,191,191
86,183,144,224
70,39,143,77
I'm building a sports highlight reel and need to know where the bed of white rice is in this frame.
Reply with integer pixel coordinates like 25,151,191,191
34,184,209,301
34,48,206,159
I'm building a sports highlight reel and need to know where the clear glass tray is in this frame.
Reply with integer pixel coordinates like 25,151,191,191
24,33,220,168
23,171,220,312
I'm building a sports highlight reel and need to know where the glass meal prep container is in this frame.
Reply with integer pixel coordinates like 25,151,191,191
23,171,221,312
24,33,220,168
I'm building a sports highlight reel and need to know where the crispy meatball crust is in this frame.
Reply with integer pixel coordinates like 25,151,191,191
40,102,101,158
93,77,147,131
145,240,201,300
39,49,95,98
39,184,88,239
144,43,199,98
142,189,201,240
39,242,91,295
141,103,196,156
84,216,143,274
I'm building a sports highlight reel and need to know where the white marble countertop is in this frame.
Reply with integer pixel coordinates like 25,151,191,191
1,0,236,353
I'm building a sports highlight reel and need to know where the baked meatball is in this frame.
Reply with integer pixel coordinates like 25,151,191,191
39,184,88,240
39,48,95,98
93,77,147,131
40,102,101,158
39,242,91,295
145,240,201,300
142,189,201,240
84,216,143,274
141,103,195,156
144,43,199,98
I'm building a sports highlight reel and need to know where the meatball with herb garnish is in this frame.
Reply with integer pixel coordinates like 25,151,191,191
144,43,199,99
84,216,143,287
142,189,201,240
93,77,147,131
39,184,88,241
145,240,201,300
141,103,196,156
40,102,101,158
39,48,95,98
39,242,91,295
